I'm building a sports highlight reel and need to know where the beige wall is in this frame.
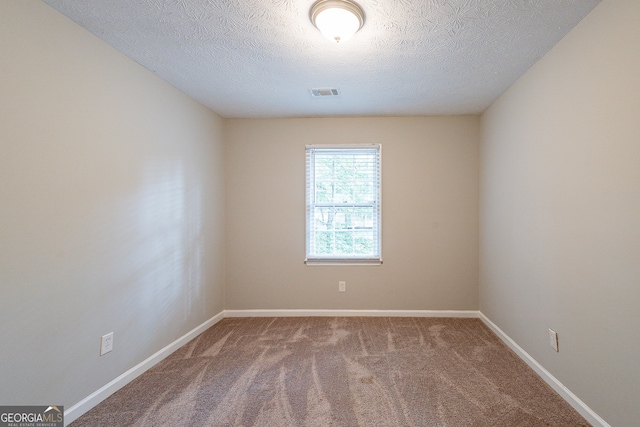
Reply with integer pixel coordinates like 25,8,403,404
0,0,225,409
480,0,640,425
225,117,479,310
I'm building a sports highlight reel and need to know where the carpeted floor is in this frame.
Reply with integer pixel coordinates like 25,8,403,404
71,317,590,426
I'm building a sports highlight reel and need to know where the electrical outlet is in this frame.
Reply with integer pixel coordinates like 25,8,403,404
548,328,558,352
100,332,114,356
339,281,346,292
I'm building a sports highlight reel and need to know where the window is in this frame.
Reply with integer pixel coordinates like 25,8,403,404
305,144,381,265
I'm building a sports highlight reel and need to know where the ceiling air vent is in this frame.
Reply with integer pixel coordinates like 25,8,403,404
310,88,340,97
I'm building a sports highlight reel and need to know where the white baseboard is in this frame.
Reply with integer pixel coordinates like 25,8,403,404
478,312,610,427
64,311,225,426
224,309,481,318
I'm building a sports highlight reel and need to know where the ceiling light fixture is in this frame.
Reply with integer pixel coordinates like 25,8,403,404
310,0,365,44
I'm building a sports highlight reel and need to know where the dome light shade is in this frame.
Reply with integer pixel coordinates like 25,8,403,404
311,0,365,43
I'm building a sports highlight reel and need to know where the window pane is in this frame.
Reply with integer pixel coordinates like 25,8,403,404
313,206,374,230
313,153,377,204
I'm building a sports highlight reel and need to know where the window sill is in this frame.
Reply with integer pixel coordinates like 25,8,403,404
305,259,382,266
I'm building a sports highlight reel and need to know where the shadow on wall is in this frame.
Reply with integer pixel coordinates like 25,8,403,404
98,159,206,347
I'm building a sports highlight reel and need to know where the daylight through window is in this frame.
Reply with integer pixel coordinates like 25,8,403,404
305,144,381,265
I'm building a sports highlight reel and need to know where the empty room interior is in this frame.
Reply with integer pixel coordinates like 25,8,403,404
1,0,638,426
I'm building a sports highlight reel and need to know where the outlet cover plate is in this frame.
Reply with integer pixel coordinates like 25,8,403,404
101,332,114,355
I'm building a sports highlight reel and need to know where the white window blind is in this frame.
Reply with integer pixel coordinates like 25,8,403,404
305,144,381,265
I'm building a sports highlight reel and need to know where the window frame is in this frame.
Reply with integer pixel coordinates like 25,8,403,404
305,144,382,266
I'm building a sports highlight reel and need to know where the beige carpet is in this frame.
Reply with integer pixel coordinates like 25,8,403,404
71,317,590,426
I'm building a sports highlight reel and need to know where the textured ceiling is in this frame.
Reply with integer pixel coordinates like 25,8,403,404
42,0,600,118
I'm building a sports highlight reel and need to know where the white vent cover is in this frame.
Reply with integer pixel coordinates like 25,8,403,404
310,88,340,97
